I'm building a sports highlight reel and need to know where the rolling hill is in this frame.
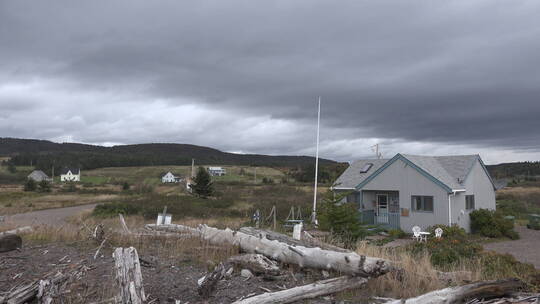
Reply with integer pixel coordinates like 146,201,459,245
0,137,336,170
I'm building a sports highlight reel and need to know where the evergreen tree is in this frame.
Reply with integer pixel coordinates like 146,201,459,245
7,161,16,173
318,190,365,248
190,167,214,198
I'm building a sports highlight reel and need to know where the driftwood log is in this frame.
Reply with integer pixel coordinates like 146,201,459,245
198,263,230,298
232,276,368,304
198,254,279,298
113,247,146,304
384,278,524,304
0,226,33,237
0,280,39,304
146,224,391,277
37,272,70,304
228,254,280,275
0,272,70,304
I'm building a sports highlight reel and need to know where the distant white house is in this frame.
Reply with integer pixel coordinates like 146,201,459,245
207,167,226,176
162,171,183,183
60,168,81,182
28,170,52,182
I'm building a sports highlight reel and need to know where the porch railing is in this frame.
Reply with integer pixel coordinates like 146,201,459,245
359,210,400,229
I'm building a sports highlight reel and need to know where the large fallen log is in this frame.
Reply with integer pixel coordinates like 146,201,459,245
384,278,524,304
232,276,368,304
113,247,146,304
146,224,391,277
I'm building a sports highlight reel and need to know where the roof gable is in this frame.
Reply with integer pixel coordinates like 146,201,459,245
334,153,495,193
60,168,80,175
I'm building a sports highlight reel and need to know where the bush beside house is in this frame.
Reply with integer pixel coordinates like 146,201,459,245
470,209,519,239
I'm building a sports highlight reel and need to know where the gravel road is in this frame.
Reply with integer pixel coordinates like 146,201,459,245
484,225,540,269
1,203,98,227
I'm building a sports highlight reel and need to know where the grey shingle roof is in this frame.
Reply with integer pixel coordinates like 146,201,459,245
28,170,50,181
402,154,478,190
334,154,482,191
60,168,80,175
333,158,389,189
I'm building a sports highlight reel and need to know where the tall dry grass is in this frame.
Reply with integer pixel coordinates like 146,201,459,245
355,242,481,298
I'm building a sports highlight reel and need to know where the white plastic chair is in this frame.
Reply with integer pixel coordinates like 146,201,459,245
412,226,422,242
435,227,443,239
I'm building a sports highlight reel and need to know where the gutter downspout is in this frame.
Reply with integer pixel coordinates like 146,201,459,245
448,192,454,226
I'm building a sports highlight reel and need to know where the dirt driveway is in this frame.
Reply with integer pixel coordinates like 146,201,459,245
1,203,98,227
484,225,540,269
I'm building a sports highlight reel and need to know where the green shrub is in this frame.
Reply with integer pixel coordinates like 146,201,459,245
24,179,37,191
388,229,406,238
262,177,274,184
411,225,481,267
427,224,467,239
122,181,130,191
38,180,51,192
470,209,519,239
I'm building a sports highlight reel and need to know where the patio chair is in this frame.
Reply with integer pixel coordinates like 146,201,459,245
435,227,443,238
412,226,422,242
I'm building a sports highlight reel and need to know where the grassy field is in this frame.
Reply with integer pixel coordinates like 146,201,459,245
0,164,300,218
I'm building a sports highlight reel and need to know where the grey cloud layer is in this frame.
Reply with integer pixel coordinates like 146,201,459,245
1,1,540,161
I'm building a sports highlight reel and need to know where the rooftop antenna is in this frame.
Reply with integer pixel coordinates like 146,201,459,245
371,144,382,159
311,97,321,225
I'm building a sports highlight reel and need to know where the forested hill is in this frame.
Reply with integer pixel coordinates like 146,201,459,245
0,138,335,171
486,161,540,179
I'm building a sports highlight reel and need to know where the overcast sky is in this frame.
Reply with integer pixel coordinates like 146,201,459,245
1,1,540,164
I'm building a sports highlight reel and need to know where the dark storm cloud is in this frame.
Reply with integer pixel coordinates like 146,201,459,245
1,0,540,162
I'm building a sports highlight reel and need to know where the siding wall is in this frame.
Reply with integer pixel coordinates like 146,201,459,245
452,160,496,232
361,159,450,232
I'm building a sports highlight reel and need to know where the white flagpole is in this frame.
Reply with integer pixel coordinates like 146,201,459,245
311,97,321,225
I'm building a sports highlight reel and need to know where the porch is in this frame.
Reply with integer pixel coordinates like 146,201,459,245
359,190,401,230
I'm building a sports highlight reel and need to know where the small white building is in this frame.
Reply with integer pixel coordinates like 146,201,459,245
28,170,52,182
60,168,80,182
162,171,183,183
207,167,226,176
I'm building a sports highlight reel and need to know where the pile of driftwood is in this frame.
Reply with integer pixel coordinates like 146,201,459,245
143,223,539,304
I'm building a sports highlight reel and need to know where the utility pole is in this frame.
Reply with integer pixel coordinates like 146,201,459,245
371,144,382,159
311,97,321,225
254,167,257,183
191,158,195,177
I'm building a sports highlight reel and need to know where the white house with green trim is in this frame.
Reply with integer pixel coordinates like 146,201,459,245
332,154,496,232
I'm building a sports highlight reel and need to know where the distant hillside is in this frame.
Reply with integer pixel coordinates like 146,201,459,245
0,138,336,172
486,161,540,179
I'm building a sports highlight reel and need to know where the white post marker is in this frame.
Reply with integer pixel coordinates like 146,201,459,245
293,223,303,240
156,206,172,226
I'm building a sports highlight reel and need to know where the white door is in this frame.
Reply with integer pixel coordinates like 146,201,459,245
376,194,389,223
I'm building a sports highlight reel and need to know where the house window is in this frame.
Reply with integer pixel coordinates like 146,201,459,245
346,193,357,203
411,196,434,212
466,195,475,210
